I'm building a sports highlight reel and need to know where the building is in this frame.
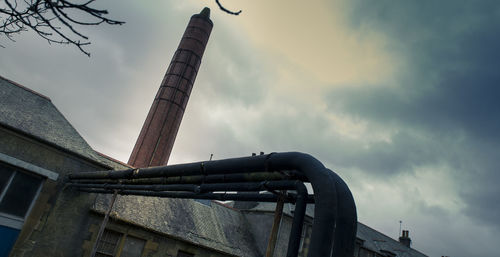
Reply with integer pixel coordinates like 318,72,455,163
0,8,428,257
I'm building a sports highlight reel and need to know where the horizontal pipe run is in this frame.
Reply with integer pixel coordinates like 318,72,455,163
69,180,301,191
68,152,356,257
69,154,274,180
68,172,308,185
70,180,315,202
79,188,299,203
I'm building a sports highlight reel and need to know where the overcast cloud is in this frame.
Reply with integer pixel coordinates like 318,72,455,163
1,1,499,256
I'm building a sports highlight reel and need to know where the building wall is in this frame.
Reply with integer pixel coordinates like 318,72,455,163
83,215,233,257
1,126,232,257
1,126,108,256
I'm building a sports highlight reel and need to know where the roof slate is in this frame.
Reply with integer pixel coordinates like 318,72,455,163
356,222,428,257
94,195,260,257
241,202,427,257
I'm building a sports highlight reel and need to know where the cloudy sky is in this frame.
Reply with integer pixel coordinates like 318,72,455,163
1,0,499,256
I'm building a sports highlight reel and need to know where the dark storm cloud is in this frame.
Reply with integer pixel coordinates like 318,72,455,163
328,0,500,230
335,1,500,138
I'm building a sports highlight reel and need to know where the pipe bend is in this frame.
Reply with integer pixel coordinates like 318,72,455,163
327,169,357,257
266,152,338,257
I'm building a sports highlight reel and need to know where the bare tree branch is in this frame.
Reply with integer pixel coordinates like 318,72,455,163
1,0,241,56
0,0,124,56
215,0,242,16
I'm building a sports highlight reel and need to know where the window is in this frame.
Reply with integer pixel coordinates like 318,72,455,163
121,236,146,257
95,229,146,257
0,163,44,257
95,230,122,257
177,250,194,257
0,164,43,227
358,248,377,257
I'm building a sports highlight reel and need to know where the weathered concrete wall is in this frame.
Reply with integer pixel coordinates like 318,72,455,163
1,127,236,257
83,213,233,257
0,127,108,257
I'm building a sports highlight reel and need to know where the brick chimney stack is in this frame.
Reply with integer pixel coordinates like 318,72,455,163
128,8,213,168
399,230,412,248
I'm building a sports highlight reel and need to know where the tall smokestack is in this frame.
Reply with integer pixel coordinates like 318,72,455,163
128,8,213,168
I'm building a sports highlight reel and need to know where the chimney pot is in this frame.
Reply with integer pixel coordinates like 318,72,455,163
399,230,411,248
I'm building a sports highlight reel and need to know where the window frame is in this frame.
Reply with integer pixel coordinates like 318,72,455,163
0,153,59,230
0,165,44,230
95,229,147,257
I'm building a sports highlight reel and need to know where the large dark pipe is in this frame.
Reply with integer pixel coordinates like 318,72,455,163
328,169,357,257
69,154,274,180
76,180,310,257
264,153,339,257
68,152,356,257
70,180,301,193
286,181,307,257
70,171,307,185
80,188,292,202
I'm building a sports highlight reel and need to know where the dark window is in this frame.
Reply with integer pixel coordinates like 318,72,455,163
177,250,195,257
359,248,376,257
0,166,14,194
120,235,146,257
96,229,122,257
95,229,147,257
0,164,43,219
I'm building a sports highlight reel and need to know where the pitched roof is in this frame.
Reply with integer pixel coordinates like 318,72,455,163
356,222,428,257
93,195,260,257
239,202,428,257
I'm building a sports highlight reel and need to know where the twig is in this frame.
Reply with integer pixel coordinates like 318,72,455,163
215,0,242,15
0,0,124,56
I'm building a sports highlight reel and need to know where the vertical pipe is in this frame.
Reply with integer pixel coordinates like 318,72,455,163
328,169,357,257
286,182,307,257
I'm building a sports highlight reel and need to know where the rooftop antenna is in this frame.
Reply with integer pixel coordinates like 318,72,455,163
209,153,213,161
399,220,402,236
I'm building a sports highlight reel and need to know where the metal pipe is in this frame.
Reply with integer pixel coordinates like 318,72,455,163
69,172,308,185
69,180,302,193
286,181,308,257
327,169,357,257
79,188,297,203
68,152,356,257
68,154,273,180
